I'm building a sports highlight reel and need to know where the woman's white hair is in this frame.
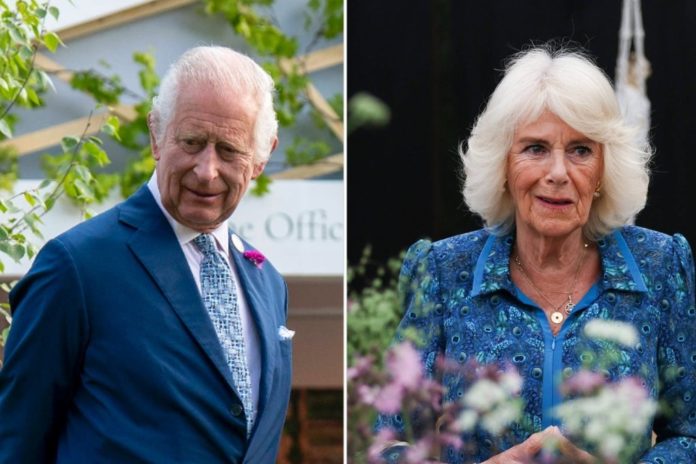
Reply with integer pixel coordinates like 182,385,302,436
460,45,652,240
150,46,278,163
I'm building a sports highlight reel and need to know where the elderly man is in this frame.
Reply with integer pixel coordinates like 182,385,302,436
0,46,292,463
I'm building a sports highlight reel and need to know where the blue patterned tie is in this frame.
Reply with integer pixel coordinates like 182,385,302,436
194,233,254,435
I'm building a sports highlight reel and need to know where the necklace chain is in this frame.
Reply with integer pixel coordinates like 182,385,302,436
513,243,589,324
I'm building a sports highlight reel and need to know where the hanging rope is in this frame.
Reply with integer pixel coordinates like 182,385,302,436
615,0,651,147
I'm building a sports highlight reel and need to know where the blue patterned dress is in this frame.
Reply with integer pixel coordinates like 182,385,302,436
378,225,696,463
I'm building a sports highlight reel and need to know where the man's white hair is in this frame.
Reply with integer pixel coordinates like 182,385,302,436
460,45,652,240
150,46,277,163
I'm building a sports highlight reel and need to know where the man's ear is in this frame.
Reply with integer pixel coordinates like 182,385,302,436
147,112,161,160
250,136,276,178
252,161,267,179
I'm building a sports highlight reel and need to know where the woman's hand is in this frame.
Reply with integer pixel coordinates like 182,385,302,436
482,426,596,464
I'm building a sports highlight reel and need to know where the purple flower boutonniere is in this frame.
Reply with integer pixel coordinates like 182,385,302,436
243,250,266,269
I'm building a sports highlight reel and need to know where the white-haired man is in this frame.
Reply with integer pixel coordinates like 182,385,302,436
0,46,292,463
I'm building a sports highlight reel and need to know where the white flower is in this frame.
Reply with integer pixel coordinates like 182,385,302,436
500,370,523,395
454,409,478,432
583,319,639,347
480,400,523,435
555,377,656,461
600,433,625,459
463,379,505,411
458,375,523,435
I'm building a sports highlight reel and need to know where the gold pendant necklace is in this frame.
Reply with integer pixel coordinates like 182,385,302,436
514,243,588,325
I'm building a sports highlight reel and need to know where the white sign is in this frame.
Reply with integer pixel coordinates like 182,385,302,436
1,180,343,277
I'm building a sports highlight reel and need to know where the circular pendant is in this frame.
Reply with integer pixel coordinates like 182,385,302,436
551,311,564,324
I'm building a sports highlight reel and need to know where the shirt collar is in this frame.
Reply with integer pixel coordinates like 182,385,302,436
147,173,230,255
470,228,648,298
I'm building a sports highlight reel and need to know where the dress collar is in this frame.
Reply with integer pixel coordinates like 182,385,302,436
147,173,230,255
470,229,648,298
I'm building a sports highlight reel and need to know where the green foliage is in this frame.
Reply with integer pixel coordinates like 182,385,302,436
347,246,405,366
204,0,298,58
249,172,272,196
0,146,18,190
116,51,158,198
285,136,331,166
0,301,11,351
64,51,157,198
204,0,344,168
0,1,81,276
70,69,124,105
306,0,343,39
41,132,119,216
1,0,57,139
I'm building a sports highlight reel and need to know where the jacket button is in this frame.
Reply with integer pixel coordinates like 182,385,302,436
230,404,244,416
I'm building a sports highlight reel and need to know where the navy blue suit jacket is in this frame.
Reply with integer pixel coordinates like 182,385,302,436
0,186,292,463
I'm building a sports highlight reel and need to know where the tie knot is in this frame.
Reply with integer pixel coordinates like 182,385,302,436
193,233,218,256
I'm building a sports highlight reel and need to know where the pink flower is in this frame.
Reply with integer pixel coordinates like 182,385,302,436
562,370,606,396
404,437,432,463
387,342,423,391
374,382,404,414
347,355,374,381
438,432,464,450
243,250,265,269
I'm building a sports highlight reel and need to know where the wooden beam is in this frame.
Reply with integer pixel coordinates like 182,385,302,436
34,53,73,82
270,153,343,180
54,0,198,42
305,83,343,142
278,46,344,143
304,43,343,72
281,43,343,74
0,105,136,155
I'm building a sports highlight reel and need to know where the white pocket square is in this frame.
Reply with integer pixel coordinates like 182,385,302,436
278,325,295,341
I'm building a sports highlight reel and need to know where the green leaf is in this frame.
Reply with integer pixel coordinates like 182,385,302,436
250,173,272,197
26,86,41,106
73,164,93,183
101,115,121,141
87,136,104,146
83,140,109,166
48,6,60,20
43,31,63,53
23,192,36,207
0,118,12,138
0,241,25,262
60,136,80,152
37,70,56,93
70,70,123,105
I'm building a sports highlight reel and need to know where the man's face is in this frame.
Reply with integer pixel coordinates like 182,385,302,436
150,83,266,232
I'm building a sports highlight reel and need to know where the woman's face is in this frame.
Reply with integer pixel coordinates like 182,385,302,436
506,111,604,239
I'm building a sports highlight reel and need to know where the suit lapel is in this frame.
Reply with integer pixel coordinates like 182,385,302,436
229,234,276,423
119,187,237,394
